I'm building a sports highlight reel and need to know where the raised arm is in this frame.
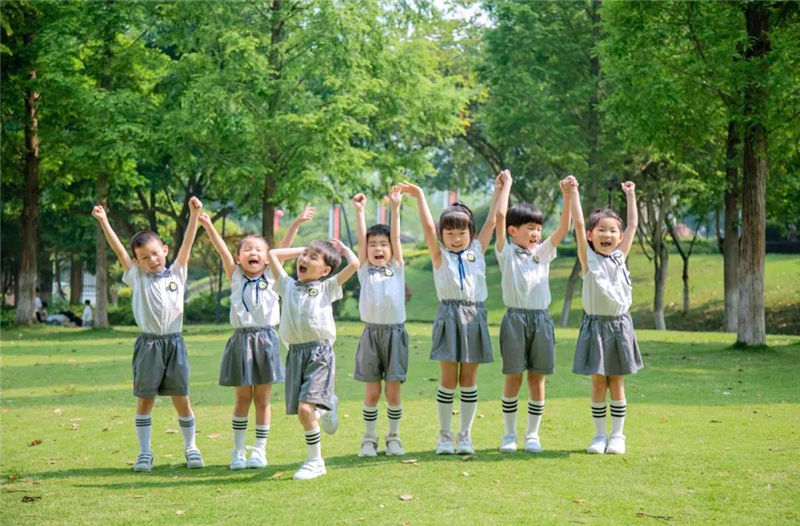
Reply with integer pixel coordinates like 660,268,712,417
548,177,573,247
396,182,442,268
267,247,304,281
618,181,638,258
567,177,588,275
352,194,369,265
279,204,315,248
389,187,404,266
198,212,236,279
331,238,360,286
92,205,133,272
493,170,513,253
175,196,202,268
477,170,507,252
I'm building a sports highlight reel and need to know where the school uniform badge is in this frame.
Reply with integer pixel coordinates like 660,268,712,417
258,280,268,290
384,268,394,277
465,251,476,262
308,288,319,297
532,254,540,264
168,281,179,292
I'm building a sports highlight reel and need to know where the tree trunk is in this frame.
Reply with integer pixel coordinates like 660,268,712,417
653,242,668,330
38,246,52,304
737,4,769,347
560,259,582,327
723,120,740,332
95,174,110,328
262,170,277,247
15,65,40,326
70,253,84,304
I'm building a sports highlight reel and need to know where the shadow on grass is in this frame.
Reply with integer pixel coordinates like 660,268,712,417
29,449,578,490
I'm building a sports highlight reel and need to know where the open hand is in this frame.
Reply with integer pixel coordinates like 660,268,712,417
389,188,403,207
297,204,316,223
395,182,423,198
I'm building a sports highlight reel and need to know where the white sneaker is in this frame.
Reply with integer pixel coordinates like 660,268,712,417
320,395,339,434
587,433,607,454
385,435,405,456
293,458,326,480
358,437,378,457
229,449,247,470
133,451,153,472
524,434,543,453
456,432,475,454
185,447,205,468
499,434,517,453
435,432,455,455
246,446,267,468
606,433,626,454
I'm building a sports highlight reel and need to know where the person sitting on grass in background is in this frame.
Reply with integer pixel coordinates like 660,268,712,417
92,197,205,472
568,176,643,455
351,189,408,458
397,172,508,456
82,300,93,328
197,205,315,470
495,173,573,454
267,238,359,480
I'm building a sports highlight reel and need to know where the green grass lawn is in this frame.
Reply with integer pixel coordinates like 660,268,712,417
2,324,799,524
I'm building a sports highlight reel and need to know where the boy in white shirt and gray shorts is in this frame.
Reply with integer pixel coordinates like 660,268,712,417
92,197,205,472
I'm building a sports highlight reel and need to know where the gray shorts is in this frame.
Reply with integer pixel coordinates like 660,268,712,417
354,323,409,383
573,312,644,376
500,308,556,375
284,340,335,415
219,326,285,387
132,333,190,398
430,300,493,364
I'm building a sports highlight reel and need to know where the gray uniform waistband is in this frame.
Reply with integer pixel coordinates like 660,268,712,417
137,332,183,341
583,312,630,321
441,300,482,307
363,322,405,330
288,340,332,352
233,326,275,334
506,307,549,315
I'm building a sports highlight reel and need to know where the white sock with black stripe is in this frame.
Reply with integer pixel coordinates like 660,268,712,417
387,405,402,436
135,414,152,453
526,399,545,437
232,416,248,451
304,427,322,460
501,396,517,436
178,414,197,450
436,386,455,435
610,399,627,436
362,405,378,439
459,386,478,435
591,402,607,436
254,425,269,450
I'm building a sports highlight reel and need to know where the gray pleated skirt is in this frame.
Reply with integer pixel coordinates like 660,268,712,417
572,312,643,376
219,326,285,386
430,300,493,364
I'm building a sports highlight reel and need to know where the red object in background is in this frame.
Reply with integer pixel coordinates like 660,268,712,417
449,189,457,204
332,205,340,240
274,209,284,232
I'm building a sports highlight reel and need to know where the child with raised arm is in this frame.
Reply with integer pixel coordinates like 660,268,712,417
92,197,205,472
351,189,408,457
569,177,643,455
495,174,572,454
398,173,508,455
267,238,359,480
197,205,315,470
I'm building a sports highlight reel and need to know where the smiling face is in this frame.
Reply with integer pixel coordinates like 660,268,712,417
508,222,543,250
367,234,392,266
133,239,169,274
236,236,269,277
441,227,471,252
587,217,623,255
296,247,333,282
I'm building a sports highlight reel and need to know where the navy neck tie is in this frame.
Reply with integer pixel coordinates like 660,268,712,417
242,274,266,312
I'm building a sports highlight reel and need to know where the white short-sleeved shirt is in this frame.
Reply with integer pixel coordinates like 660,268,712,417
496,238,557,310
358,261,406,324
274,275,343,345
433,240,487,302
82,305,93,323
229,266,280,328
581,248,632,315
122,263,187,335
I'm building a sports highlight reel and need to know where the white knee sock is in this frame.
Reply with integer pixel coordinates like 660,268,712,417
591,402,607,436
232,416,248,451
362,405,378,438
178,414,196,450
254,425,269,450
135,414,152,453
501,396,517,436
610,399,627,436
459,386,478,435
387,404,402,436
526,399,545,437
305,427,322,460
436,386,455,435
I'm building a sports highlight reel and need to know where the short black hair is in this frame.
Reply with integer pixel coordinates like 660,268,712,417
366,224,391,242
84,299,91,305
437,201,476,240
130,231,163,254
507,203,543,228
306,239,341,272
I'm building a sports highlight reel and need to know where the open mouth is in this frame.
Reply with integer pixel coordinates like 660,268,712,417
248,257,259,266
373,254,385,261
298,264,308,274
600,241,614,249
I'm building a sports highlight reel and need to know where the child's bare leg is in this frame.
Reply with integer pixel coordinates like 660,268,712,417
364,381,382,406
437,362,459,434
171,395,197,451
384,381,402,439
503,373,523,398
233,386,254,418
137,397,155,415
527,372,545,401
384,381,401,407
